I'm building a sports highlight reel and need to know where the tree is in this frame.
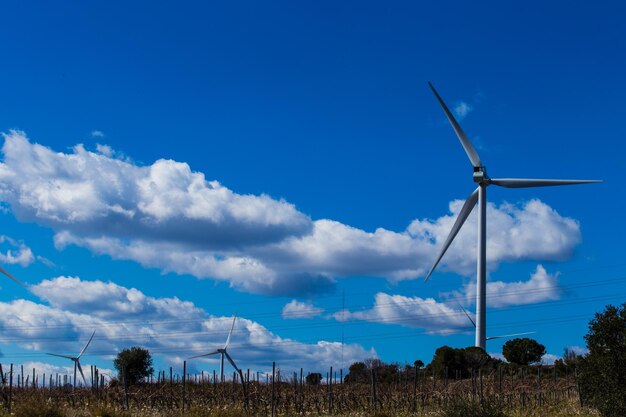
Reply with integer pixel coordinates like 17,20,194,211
502,338,546,366
113,347,154,385
344,362,368,384
305,372,322,385
578,303,626,417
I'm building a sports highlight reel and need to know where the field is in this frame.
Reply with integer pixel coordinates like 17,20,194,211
0,363,600,417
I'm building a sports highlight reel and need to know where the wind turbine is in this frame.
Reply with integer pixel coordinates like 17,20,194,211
189,315,242,383
425,82,600,350
457,302,535,341
46,330,95,388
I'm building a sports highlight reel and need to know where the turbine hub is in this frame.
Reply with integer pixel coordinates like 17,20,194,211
473,166,488,184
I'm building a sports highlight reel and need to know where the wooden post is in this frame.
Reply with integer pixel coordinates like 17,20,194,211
271,362,276,417
370,368,377,411
8,364,13,414
328,366,333,412
182,361,187,411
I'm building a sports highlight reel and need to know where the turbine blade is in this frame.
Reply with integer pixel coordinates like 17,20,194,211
486,331,536,341
424,187,479,281
224,351,240,373
46,353,74,360
76,360,87,387
224,314,237,349
428,82,482,168
0,265,25,287
489,178,601,188
188,350,220,360
77,330,96,358
457,302,476,328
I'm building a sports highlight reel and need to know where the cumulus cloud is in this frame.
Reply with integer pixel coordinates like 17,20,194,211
1,276,374,372
0,131,584,295
0,235,35,267
90,130,105,138
282,300,324,319
453,101,472,119
459,265,561,308
339,292,470,334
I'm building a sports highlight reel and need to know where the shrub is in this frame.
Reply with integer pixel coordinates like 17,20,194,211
578,302,626,417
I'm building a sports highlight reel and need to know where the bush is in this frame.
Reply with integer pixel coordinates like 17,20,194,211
578,302,626,417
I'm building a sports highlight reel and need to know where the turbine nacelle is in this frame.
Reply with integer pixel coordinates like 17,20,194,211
473,166,488,183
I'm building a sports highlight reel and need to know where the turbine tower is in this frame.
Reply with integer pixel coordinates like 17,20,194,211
425,82,600,350
46,330,96,388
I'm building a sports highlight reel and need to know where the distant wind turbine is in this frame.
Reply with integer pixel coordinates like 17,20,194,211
425,82,601,350
46,330,95,388
189,315,243,383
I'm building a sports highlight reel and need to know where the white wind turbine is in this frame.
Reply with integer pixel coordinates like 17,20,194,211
425,82,601,350
189,315,243,383
46,330,96,388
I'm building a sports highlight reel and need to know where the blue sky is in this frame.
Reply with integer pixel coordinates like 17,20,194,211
0,0,624,379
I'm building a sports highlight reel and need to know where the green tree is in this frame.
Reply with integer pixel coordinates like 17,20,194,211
502,338,545,366
578,303,626,417
344,362,368,384
113,346,154,385
306,372,322,385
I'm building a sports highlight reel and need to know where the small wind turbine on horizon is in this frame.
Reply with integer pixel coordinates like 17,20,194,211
46,330,96,388
424,82,601,350
188,315,243,383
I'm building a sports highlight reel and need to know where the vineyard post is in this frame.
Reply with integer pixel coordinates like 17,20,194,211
8,364,13,414
329,366,333,413
271,361,276,417
182,361,187,412
299,367,304,413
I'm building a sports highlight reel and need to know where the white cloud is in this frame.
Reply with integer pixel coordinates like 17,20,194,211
91,131,105,138
1,276,375,372
541,353,560,365
339,292,470,334
0,235,35,267
0,131,584,296
453,101,472,119
459,265,561,308
282,300,324,319
408,200,580,277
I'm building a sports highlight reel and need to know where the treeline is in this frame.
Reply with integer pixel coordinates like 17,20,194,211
342,337,585,385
